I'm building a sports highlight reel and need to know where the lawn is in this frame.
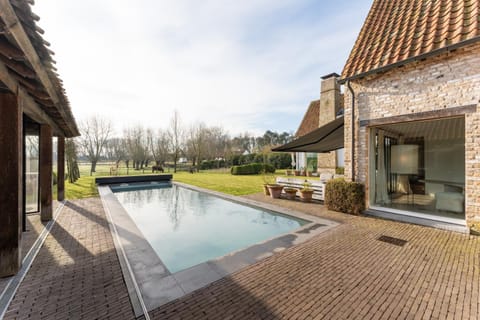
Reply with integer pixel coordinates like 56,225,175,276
56,163,284,199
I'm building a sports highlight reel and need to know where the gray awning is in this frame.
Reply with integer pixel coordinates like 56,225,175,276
272,116,344,153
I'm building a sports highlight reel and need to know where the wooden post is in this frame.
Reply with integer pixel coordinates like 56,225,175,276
0,91,23,277
40,124,53,221
57,136,65,201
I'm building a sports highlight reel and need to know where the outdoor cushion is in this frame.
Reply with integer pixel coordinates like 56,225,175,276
319,173,333,183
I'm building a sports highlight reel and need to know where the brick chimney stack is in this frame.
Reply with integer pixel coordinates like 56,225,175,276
317,73,342,174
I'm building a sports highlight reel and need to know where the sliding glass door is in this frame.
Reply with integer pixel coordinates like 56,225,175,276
25,123,40,213
369,117,465,222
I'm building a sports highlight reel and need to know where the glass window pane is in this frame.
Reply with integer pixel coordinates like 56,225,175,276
25,135,39,213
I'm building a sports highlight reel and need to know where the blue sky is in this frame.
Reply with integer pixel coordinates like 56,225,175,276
34,0,372,136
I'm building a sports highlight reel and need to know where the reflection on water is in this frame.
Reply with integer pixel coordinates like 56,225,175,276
114,184,307,273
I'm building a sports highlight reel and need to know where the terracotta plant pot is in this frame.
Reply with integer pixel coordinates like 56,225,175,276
285,169,292,176
267,184,284,199
263,184,270,196
283,188,297,200
306,171,314,177
294,170,301,176
299,189,314,202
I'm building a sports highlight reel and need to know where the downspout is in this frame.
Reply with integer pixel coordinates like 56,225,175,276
346,80,355,182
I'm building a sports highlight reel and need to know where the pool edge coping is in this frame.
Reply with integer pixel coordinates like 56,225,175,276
99,182,339,316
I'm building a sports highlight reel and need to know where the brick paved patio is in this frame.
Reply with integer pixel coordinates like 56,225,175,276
3,195,480,319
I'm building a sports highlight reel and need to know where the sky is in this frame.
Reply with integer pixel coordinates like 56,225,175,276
34,0,372,136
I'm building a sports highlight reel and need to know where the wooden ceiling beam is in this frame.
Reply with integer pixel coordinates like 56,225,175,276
0,57,63,136
0,0,77,136
0,53,35,78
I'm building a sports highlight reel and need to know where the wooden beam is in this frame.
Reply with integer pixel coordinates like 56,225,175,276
0,56,63,135
0,91,23,277
57,136,65,201
39,124,52,221
0,0,77,136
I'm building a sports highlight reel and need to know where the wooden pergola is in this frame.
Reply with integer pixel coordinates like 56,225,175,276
0,0,79,277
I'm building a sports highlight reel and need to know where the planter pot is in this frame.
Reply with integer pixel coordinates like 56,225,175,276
267,184,284,199
283,188,297,200
294,170,301,176
306,171,315,177
263,184,270,196
285,169,292,176
299,190,314,202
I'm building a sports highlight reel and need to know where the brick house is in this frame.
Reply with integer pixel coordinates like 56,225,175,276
340,0,480,229
280,74,345,174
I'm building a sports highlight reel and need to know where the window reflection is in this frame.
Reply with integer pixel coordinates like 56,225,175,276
25,135,39,213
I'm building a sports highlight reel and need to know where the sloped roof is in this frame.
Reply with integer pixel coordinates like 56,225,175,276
0,0,78,137
295,100,320,137
342,0,480,80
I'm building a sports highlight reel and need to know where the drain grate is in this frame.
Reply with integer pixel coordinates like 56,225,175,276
377,235,407,247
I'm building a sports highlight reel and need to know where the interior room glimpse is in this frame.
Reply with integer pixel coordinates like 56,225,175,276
369,117,465,223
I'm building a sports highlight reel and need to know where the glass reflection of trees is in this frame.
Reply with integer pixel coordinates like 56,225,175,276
25,135,39,213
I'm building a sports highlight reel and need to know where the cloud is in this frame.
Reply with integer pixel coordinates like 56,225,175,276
33,0,371,136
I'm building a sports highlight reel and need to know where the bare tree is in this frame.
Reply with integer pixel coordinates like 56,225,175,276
79,116,112,175
167,110,184,173
65,138,80,183
124,126,150,170
106,137,127,167
147,128,169,166
186,122,208,171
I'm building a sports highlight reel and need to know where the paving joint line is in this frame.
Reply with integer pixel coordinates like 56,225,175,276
100,191,151,320
0,201,66,320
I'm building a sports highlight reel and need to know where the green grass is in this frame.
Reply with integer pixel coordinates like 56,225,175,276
58,163,286,199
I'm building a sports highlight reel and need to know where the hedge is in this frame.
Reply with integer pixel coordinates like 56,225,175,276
230,163,275,175
230,153,291,169
324,178,365,215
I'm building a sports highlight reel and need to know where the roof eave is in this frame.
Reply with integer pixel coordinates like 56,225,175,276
339,36,480,85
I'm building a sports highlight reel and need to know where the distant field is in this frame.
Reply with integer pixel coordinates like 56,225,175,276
56,162,285,199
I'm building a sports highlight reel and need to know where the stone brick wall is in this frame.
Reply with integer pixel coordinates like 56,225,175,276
343,41,480,225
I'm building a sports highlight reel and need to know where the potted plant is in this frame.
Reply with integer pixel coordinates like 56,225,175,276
283,187,297,200
267,183,284,199
262,170,274,196
299,180,314,202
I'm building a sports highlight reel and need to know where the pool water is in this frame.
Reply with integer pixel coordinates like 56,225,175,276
112,184,309,273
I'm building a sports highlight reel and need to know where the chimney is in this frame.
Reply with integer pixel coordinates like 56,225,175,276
319,73,341,126
317,72,341,174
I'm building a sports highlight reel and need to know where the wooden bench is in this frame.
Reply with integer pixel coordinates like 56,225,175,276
276,177,326,201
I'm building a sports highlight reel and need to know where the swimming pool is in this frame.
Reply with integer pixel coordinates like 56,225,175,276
99,178,337,315
112,183,309,273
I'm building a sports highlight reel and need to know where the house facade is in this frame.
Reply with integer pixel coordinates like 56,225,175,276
294,74,345,174
341,0,480,228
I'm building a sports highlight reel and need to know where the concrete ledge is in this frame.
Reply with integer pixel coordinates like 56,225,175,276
95,174,172,185
366,209,469,234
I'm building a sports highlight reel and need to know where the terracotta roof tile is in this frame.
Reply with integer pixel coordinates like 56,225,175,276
295,100,320,137
342,0,480,80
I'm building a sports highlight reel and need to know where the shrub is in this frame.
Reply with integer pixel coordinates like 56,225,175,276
52,171,58,185
230,163,275,175
268,153,292,169
200,159,226,170
335,167,345,175
325,178,365,215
